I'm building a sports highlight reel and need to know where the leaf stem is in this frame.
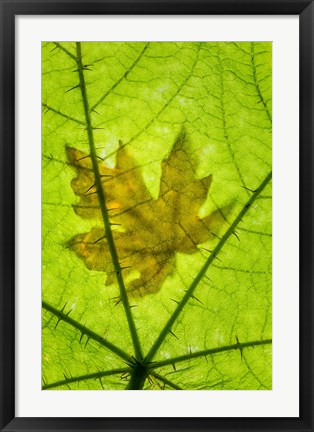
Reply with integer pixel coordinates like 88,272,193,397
125,363,149,390
149,371,183,390
149,339,272,369
75,42,143,361
43,368,129,390
42,103,85,125
145,171,272,362
52,42,77,61
42,300,131,362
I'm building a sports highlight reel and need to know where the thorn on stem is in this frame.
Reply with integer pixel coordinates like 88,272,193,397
192,295,203,304
241,185,257,193
233,230,240,241
213,254,221,262
65,84,80,93
54,318,62,330
169,330,178,340
98,377,104,389
76,154,91,162
84,190,97,197
84,183,96,195
204,275,212,282
92,235,106,245
235,335,243,361
200,247,213,253
212,233,222,240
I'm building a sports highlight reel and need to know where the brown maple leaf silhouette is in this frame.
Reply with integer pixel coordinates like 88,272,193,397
67,131,231,297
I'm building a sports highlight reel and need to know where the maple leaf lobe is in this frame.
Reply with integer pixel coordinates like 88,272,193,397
67,132,230,297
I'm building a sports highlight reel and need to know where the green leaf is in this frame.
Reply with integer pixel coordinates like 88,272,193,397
42,41,272,390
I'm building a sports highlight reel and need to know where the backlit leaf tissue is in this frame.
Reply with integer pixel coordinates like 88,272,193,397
42,42,272,390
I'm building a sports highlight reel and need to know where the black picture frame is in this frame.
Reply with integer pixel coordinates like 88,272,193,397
1,0,313,431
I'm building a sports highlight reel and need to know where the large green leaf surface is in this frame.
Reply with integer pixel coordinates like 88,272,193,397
42,42,272,390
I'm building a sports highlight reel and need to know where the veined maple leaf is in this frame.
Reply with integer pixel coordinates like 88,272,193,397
67,131,231,297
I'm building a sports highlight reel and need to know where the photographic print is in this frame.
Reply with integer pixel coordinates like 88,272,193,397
42,41,272,390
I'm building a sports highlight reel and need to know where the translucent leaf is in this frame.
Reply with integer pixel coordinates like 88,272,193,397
42,41,272,390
